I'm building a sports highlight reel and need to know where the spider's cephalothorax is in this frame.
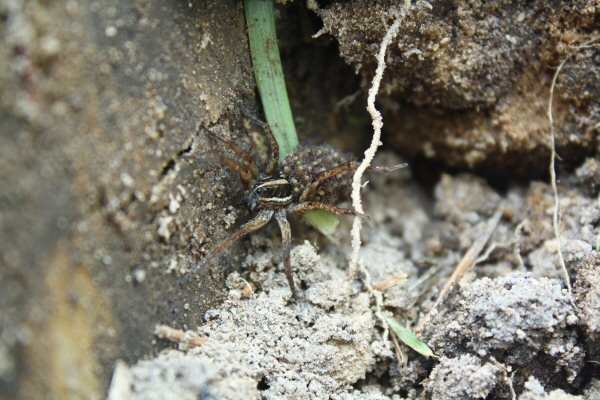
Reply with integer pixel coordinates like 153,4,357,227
245,175,293,211
182,115,358,298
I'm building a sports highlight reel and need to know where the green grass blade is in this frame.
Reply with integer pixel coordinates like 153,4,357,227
384,316,435,358
303,209,340,236
244,0,298,160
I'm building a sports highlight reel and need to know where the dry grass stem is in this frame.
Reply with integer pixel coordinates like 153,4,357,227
389,327,407,367
415,209,503,334
473,242,497,267
373,273,409,292
547,36,599,294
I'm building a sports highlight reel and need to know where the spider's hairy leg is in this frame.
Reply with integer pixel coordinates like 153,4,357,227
275,209,297,298
180,209,274,285
299,161,407,202
300,162,360,202
205,128,259,178
289,202,358,216
240,107,279,174
255,119,279,175
207,155,255,187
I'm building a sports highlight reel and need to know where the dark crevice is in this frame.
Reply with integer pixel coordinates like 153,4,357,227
160,137,195,177
257,376,270,391
160,159,176,177
177,143,193,157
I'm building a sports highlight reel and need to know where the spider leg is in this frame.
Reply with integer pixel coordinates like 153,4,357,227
300,162,360,202
206,154,254,187
205,129,259,178
300,162,408,201
289,202,358,216
240,107,279,174
180,209,274,284
274,209,297,298
257,119,279,175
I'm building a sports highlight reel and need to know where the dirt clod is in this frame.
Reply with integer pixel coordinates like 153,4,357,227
424,355,504,400
573,252,600,361
424,273,584,387
317,0,599,176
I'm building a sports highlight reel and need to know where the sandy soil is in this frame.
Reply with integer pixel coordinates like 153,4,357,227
107,156,600,399
1,1,598,399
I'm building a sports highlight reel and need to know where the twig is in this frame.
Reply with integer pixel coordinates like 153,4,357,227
154,324,207,348
547,36,599,294
415,209,502,334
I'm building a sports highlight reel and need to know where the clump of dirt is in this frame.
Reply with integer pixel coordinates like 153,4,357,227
108,353,257,400
424,273,583,388
423,355,505,400
109,154,599,398
573,253,600,362
519,376,581,400
316,1,599,176
108,243,384,399
575,157,600,197
0,0,258,397
428,173,600,282
3,1,599,398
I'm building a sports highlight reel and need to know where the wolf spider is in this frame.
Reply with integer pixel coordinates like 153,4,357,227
182,114,367,298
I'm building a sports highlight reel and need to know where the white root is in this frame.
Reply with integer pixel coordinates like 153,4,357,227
547,37,599,294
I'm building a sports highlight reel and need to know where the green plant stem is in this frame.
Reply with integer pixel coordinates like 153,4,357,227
244,0,298,160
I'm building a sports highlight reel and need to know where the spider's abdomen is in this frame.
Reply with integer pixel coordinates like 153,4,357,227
280,144,354,203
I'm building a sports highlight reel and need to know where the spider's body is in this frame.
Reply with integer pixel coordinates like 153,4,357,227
182,116,358,298
280,145,353,204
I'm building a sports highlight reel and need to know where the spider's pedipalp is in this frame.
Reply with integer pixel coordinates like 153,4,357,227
258,120,279,175
275,209,297,298
239,107,279,174
180,209,274,284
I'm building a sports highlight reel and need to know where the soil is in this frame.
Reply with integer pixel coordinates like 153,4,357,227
318,0,600,178
0,1,598,399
